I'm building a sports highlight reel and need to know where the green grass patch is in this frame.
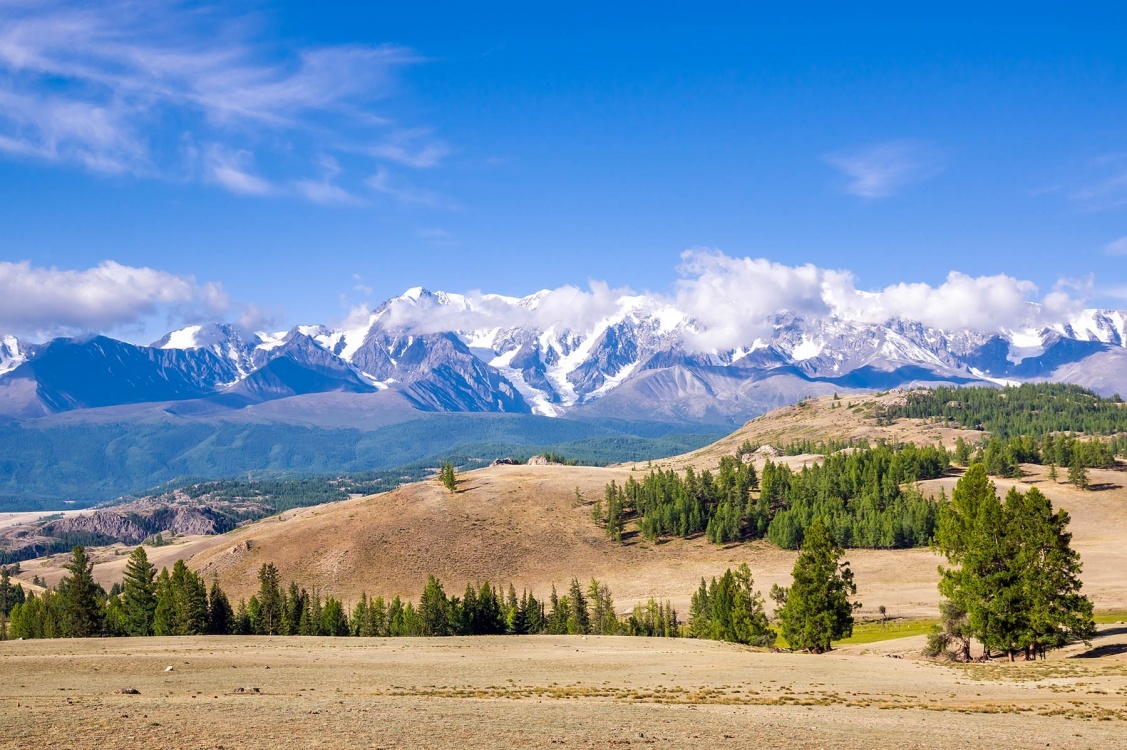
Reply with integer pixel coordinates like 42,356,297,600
1094,610,1127,624
833,618,939,646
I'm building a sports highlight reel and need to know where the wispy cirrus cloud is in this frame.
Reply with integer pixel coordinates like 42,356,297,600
368,128,451,169
367,166,451,207
1105,236,1127,255
824,140,944,198
1071,153,1127,211
203,144,273,196
0,1,450,203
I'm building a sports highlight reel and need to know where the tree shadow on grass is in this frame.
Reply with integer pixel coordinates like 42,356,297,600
1072,643,1127,659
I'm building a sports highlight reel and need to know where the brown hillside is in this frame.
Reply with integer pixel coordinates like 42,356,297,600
657,391,983,471
183,461,951,618
14,391,1127,621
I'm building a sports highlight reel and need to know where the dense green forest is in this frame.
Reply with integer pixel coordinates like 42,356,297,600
887,383,1127,438
599,442,948,550
0,416,723,510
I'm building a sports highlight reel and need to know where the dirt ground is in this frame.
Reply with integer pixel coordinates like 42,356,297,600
3,626,1127,750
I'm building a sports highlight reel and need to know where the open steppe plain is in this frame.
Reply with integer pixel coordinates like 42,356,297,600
6,393,1127,747
3,628,1127,750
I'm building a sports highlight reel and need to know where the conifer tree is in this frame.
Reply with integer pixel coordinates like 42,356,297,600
207,579,233,635
935,468,1094,660
439,461,457,492
776,518,857,652
1068,452,1089,490
565,578,590,634
954,436,971,466
255,563,283,635
59,545,103,638
121,546,156,636
419,575,451,636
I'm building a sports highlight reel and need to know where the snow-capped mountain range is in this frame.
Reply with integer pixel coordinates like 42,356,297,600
4,287,1127,425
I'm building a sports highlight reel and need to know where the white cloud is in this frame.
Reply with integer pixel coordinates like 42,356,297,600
824,140,943,198
1105,236,1127,255
0,1,425,202
366,166,447,206
674,250,839,349
294,156,358,205
336,249,1089,352
369,128,451,168
204,144,273,195
1070,154,1127,210
0,260,232,339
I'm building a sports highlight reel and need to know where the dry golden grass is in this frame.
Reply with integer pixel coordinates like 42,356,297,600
11,392,1127,624
3,627,1127,750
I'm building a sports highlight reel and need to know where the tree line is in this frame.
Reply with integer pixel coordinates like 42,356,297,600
888,383,1127,439
953,433,1116,482
598,442,948,550
2,547,684,641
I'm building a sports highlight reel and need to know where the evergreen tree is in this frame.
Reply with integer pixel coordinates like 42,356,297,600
321,597,350,636
419,575,451,636
586,578,618,635
0,566,16,639
935,468,1095,660
777,518,858,652
953,436,971,466
566,578,590,634
59,545,104,638
255,563,284,635
206,579,234,635
152,568,174,636
439,461,457,492
1068,452,1089,490
121,546,156,636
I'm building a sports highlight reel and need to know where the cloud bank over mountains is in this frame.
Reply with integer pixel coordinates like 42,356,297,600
0,249,1093,346
0,250,1081,348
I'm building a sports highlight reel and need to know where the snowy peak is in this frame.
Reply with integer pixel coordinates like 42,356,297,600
6,293,1127,424
0,335,27,376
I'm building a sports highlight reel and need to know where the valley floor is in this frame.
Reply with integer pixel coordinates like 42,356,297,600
3,627,1126,750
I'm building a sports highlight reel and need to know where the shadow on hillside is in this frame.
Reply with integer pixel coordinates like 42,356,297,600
1085,482,1121,492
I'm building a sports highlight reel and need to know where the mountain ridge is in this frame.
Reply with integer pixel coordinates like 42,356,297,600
4,287,1127,427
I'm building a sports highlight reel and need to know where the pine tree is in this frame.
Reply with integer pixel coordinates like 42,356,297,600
59,545,103,638
954,436,971,466
935,467,1095,660
256,563,283,635
1068,452,1089,490
440,461,457,492
566,578,590,634
207,579,234,635
419,575,450,636
777,518,858,652
1048,462,1058,482
121,546,156,636
0,566,11,639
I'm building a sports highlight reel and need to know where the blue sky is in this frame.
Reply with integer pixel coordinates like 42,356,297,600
1,2,1127,342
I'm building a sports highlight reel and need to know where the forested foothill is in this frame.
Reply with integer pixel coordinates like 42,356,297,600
598,442,949,550
598,383,1127,551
